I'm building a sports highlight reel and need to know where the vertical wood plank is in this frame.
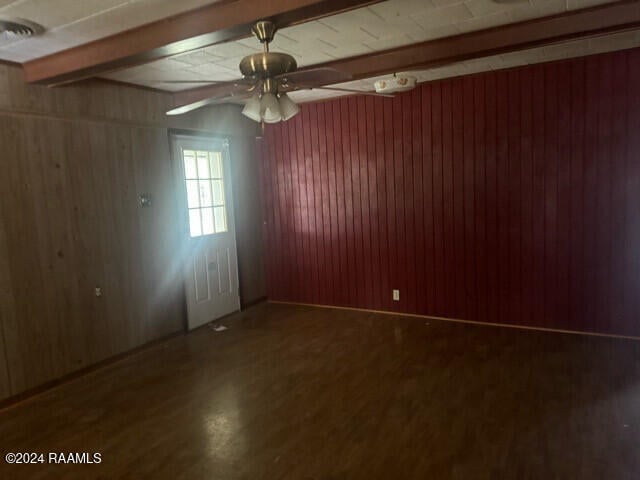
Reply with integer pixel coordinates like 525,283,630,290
484,72,499,324
308,105,321,303
402,92,416,313
507,69,522,326
609,51,629,334
451,78,465,319
568,59,585,332
349,97,364,307
431,82,444,316
283,120,297,300
331,103,345,306
473,75,487,324
374,98,390,311
286,113,302,301
366,96,382,310
531,64,547,328
462,76,476,321
412,88,425,314
583,56,600,332
495,71,510,325
519,66,534,329
393,93,406,310
421,84,435,315
556,61,573,330
441,80,455,317
595,54,614,333
295,113,311,303
317,104,331,304
341,99,355,307
384,96,397,311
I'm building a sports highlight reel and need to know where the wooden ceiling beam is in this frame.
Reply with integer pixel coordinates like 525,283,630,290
22,0,383,86
310,0,640,82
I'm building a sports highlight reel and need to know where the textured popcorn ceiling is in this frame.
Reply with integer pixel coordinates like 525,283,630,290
99,0,619,96
287,28,640,103
0,0,634,102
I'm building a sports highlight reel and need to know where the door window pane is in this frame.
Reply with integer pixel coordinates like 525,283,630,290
189,209,202,237
210,153,222,178
212,179,224,205
183,151,197,179
197,152,210,178
201,208,215,235
182,146,229,237
186,180,200,208
214,206,227,233
199,180,213,207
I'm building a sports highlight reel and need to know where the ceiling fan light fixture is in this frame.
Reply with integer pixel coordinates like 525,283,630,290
261,93,281,123
242,94,262,122
164,20,356,117
278,93,299,121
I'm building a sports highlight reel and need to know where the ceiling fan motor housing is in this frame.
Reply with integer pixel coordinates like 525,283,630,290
239,52,297,79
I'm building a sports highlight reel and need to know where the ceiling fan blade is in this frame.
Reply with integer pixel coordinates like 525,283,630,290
166,98,226,115
167,94,251,115
313,86,395,98
166,82,256,115
286,83,394,99
153,78,254,85
276,67,352,86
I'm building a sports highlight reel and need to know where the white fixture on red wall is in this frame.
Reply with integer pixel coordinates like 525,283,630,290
374,74,417,94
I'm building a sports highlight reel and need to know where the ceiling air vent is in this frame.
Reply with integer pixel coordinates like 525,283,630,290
0,17,44,40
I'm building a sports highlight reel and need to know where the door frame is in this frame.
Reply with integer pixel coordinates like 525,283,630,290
169,131,241,330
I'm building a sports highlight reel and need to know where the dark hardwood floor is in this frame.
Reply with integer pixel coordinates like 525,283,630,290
1,302,640,479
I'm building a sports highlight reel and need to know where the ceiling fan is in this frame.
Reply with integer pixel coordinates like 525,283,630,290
163,20,394,122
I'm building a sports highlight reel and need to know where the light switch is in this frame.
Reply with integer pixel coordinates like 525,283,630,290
139,194,152,207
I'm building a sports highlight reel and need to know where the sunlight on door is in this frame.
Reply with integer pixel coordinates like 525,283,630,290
183,149,228,237
173,135,240,330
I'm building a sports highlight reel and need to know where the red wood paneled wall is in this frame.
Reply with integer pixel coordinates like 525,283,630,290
260,48,640,336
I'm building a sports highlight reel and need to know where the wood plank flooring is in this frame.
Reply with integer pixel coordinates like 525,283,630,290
1,302,640,479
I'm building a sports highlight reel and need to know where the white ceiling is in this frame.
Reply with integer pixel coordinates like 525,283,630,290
0,0,635,104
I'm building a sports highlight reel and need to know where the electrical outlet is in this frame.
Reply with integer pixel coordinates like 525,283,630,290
392,289,400,301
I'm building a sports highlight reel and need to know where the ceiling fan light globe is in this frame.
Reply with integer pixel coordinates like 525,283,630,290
262,112,282,123
242,95,262,122
279,93,300,121
261,93,282,123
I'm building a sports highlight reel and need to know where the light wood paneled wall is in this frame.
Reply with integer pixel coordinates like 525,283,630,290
231,139,267,305
0,65,263,399
0,213,13,399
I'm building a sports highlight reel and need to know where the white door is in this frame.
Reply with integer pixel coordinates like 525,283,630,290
172,135,240,330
